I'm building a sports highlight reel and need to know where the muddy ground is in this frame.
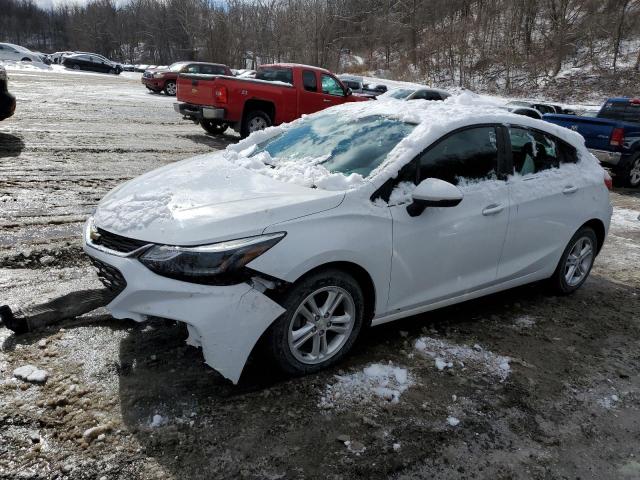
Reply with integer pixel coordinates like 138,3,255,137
1,68,639,480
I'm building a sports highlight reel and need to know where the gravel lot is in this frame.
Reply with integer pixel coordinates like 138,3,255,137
1,68,639,480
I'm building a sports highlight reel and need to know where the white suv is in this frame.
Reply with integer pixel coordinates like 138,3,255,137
84,100,612,383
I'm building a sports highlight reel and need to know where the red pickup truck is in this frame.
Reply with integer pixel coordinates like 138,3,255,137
174,63,370,137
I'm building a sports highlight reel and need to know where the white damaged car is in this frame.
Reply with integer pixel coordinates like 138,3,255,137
84,99,612,383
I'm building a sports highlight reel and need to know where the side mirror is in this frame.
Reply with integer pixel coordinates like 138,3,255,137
345,87,352,96
406,178,463,217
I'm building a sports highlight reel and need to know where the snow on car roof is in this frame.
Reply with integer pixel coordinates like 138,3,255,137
260,63,331,73
225,91,593,192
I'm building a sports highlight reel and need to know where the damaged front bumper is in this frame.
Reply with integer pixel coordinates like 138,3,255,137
83,225,285,384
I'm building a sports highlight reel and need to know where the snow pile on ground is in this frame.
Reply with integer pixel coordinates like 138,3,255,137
13,365,49,384
319,362,413,410
414,337,511,382
610,208,640,232
512,315,536,329
597,394,620,410
0,59,51,71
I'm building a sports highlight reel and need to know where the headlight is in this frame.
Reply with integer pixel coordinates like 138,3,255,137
153,72,165,78
138,232,286,285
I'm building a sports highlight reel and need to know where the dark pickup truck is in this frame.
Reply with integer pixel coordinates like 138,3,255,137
544,97,640,187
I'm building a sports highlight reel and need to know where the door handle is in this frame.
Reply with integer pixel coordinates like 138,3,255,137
482,204,504,216
563,185,578,194
323,99,332,103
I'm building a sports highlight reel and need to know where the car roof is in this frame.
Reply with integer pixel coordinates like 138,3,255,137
1,42,29,51
260,63,331,74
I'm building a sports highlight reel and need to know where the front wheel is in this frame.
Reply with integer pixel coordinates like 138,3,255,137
200,120,228,135
549,227,597,294
265,269,365,376
164,81,176,96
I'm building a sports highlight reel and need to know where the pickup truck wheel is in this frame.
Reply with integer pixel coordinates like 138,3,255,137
241,110,272,138
164,81,176,96
626,155,640,188
200,120,227,135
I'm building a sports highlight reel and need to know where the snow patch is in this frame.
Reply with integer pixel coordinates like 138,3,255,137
414,337,511,382
319,362,413,410
446,416,461,427
13,365,49,384
149,414,166,428
513,315,536,329
93,189,173,233
610,208,640,232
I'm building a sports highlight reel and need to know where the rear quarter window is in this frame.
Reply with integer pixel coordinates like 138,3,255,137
256,68,293,85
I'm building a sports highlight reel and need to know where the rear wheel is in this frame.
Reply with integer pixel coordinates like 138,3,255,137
109,68,116,74
73,64,80,70
21,57,32,62
241,110,271,138
164,81,176,96
200,120,227,135
265,269,365,376
549,227,597,294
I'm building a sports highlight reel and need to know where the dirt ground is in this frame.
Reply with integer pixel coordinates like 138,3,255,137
1,68,639,480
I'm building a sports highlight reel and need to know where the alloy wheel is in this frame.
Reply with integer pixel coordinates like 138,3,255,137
248,116,268,132
564,236,594,287
165,82,176,95
287,286,356,365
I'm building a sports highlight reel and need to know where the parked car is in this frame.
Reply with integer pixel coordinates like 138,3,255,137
84,101,611,383
49,51,74,64
142,62,232,96
544,97,640,187
506,101,557,115
174,63,370,137
504,106,543,120
0,43,42,62
62,53,122,74
338,75,365,92
363,83,388,95
0,66,16,121
382,87,450,101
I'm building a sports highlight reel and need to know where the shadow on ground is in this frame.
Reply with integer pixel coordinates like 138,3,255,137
114,274,640,479
179,133,238,150
0,132,25,158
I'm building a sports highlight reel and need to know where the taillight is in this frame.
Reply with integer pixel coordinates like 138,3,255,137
214,86,228,104
604,171,613,190
610,127,624,148
629,98,640,105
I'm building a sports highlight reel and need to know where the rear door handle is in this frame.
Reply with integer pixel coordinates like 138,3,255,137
563,185,578,194
482,204,504,216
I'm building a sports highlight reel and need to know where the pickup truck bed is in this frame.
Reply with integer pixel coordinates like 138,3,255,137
174,64,370,137
544,98,640,187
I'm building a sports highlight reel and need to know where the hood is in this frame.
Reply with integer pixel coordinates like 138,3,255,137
93,153,345,246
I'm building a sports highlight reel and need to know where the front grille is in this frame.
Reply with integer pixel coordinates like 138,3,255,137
143,71,153,78
93,228,149,254
90,257,127,295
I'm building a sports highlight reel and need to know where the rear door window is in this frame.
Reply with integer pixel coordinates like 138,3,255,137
509,127,576,175
302,70,317,92
200,64,227,75
185,64,200,74
418,127,499,185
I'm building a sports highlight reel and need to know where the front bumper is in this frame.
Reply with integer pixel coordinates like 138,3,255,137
83,221,285,383
174,102,226,121
141,77,164,90
589,149,622,166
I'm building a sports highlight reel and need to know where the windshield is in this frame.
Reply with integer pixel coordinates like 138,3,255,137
250,113,415,178
387,88,415,99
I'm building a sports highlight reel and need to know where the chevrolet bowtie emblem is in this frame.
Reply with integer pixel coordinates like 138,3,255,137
89,226,101,242
192,87,198,94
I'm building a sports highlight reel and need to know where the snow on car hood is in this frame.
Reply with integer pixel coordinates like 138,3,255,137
93,153,345,245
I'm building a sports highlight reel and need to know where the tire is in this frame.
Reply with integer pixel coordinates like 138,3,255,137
619,154,640,188
109,68,116,74
265,269,366,376
21,57,32,62
549,227,597,294
164,81,177,96
200,120,228,135
241,110,272,138
73,64,80,70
